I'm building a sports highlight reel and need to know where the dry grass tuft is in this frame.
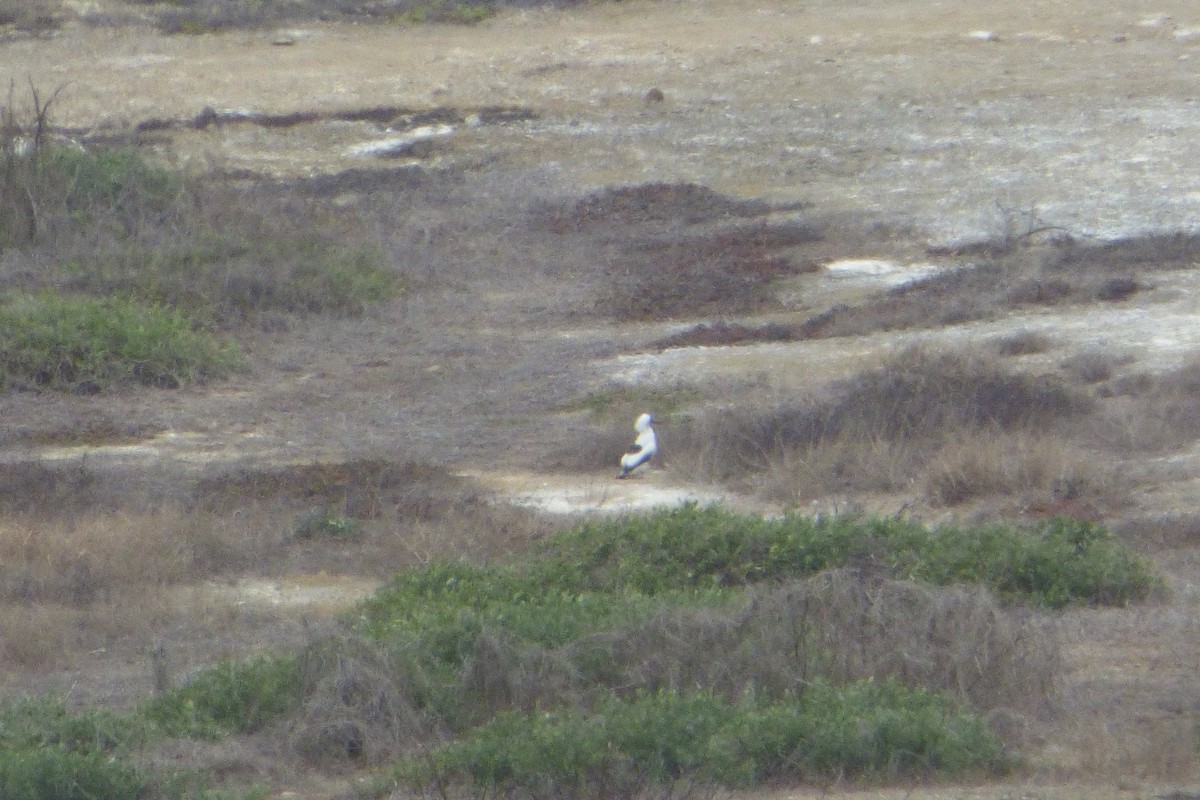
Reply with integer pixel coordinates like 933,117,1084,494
531,182,820,321
1043,231,1200,274
742,571,1060,718
1111,514,1200,550
0,0,64,31
0,460,101,515
1070,716,1198,783
922,433,1110,508
0,601,78,670
289,634,433,764
0,508,263,605
755,436,921,503
674,347,1091,495
993,329,1054,357
446,571,1059,725
600,223,816,321
1059,348,1132,385
1006,277,1074,306
1089,356,1200,452
6,412,163,447
193,458,487,520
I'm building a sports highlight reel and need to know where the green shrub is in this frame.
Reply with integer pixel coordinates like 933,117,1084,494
360,561,712,670
0,746,147,800
142,655,304,738
292,509,364,540
896,515,1159,607
44,146,182,223
0,697,150,800
0,697,147,755
0,291,241,392
530,504,1160,607
395,681,1009,796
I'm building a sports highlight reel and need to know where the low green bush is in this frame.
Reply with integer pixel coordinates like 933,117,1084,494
292,509,364,540
0,745,147,800
532,504,1160,607
394,680,1009,797
352,507,1153,733
0,697,148,755
0,291,241,392
142,655,304,739
0,697,150,800
45,146,182,223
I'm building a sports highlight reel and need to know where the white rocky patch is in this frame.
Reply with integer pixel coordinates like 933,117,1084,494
345,124,455,159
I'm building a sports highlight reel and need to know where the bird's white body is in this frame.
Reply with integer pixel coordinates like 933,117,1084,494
618,413,657,478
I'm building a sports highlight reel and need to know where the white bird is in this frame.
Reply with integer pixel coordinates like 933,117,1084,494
617,412,657,478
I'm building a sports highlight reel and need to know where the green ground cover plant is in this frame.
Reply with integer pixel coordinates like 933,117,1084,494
528,504,1159,607
142,655,305,739
392,680,1009,798
0,292,241,391
0,697,150,800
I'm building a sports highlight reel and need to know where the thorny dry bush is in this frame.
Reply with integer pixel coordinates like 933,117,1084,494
670,346,1096,502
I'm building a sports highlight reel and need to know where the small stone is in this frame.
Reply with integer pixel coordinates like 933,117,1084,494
644,87,665,103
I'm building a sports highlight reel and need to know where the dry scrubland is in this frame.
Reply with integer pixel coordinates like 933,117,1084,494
2,1,1200,799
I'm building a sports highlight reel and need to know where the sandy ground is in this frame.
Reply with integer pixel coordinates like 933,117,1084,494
4,1,1200,797
8,0,1200,242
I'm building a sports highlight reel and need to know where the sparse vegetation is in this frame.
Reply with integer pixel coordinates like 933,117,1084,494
292,508,365,540
0,0,64,32
98,0,502,33
599,221,815,321
0,88,401,396
3,502,1095,798
993,329,1054,356
922,433,1105,508
565,383,700,420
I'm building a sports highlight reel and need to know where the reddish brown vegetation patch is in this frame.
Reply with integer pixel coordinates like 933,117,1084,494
540,182,779,232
